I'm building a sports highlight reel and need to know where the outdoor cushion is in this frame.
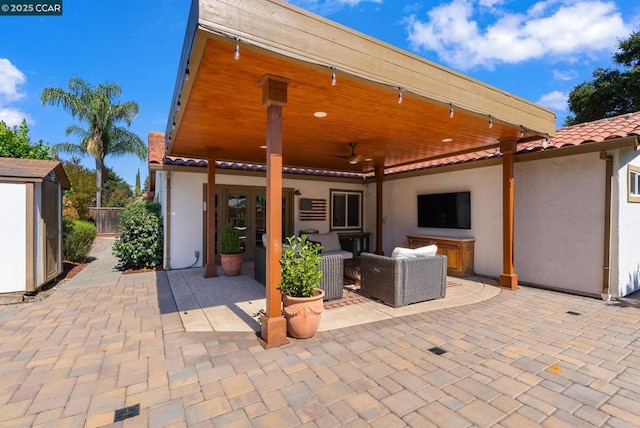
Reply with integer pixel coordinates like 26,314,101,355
307,232,352,259
391,245,438,259
308,232,342,251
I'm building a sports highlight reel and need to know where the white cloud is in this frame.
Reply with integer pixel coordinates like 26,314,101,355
537,90,568,111
0,58,26,103
0,107,32,127
478,0,505,8
406,0,631,70
552,69,578,81
287,0,381,15
0,58,31,127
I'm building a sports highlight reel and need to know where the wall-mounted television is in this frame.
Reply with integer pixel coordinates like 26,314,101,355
417,191,471,229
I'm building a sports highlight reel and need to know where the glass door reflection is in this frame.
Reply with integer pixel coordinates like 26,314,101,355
226,193,247,255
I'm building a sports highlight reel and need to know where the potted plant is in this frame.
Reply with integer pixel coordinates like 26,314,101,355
219,220,243,276
279,235,324,338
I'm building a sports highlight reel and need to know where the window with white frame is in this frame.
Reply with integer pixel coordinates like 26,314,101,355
630,165,640,203
330,189,362,230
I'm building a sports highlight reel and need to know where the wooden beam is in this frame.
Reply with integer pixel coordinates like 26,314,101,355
259,75,289,348
204,147,219,278
499,138,518,290
375,164,384,255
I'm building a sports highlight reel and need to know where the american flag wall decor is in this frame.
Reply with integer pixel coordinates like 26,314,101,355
299,198,327,221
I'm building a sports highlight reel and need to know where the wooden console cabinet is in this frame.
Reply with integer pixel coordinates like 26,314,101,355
407,235,475,277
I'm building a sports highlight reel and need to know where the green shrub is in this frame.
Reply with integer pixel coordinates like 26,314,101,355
62,219,97,262
279,235,323,297
219,220,242,254
113,201,163,270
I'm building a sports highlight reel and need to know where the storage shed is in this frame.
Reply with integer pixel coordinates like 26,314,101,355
0,158,70,294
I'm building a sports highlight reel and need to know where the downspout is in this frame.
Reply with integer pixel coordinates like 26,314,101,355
164,171,172,270
600,151,613,300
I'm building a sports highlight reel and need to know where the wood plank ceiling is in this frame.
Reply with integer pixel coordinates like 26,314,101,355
168,2,554,174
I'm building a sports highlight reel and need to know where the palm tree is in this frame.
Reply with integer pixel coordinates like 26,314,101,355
41,77,146,207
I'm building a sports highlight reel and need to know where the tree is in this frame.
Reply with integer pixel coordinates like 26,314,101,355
566,31,640,125
41,77,146,207
62,159,97,220
0,120,52,160
102,167,134,207
134,168,142,197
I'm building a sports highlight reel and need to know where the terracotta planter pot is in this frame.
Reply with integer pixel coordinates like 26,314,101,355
282,288,325,339
220,253,243,276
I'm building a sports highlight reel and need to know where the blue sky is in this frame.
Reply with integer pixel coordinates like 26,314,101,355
1,0,637,187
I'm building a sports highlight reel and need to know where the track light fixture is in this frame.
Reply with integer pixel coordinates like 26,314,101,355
520,125,524,138
185,67,190,81
488,115,493,129
397,87,403,104
449,103,454,118
234,37,240,61
331,67,336,86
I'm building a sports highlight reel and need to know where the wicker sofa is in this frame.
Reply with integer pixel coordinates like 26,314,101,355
359,252,447,307
254,246,344,301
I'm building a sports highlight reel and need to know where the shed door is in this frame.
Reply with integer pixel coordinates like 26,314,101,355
44,180,60,282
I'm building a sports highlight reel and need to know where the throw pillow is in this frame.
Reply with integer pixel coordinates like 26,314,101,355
391,245,438,259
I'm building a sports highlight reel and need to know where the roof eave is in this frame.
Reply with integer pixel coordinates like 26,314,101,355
166,0,556,153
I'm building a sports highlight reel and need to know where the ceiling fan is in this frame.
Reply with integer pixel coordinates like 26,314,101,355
335,142,372,165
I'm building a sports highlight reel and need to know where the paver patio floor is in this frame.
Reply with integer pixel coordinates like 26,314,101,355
1,238,639,427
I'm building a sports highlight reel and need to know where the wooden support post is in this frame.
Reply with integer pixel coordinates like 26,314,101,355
375,164,384,255
499,138,518,290
204,147,219,278
259,74,289,348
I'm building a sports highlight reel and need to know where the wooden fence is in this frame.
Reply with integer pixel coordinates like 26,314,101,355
88,207,124,235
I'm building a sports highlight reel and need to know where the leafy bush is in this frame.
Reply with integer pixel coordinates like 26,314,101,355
279,235,323,297
62,219,97,262
113,201,163,270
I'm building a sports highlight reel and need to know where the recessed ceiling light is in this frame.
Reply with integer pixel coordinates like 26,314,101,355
259,145,267,149
313,111,327,118
442,138,453,143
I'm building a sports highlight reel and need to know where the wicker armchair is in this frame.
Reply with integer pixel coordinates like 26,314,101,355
254,246,343,301
318,254,344,301
360,252,447,307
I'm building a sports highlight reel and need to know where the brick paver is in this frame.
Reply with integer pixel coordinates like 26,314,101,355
1,238,640,426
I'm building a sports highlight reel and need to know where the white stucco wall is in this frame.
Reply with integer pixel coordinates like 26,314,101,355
383,153,608,297
159,169,367,269
383,166,503,276
515,153,605,296
0,183,27,292
613,148,640,297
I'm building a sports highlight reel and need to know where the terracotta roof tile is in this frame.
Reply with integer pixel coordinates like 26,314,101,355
388,111,640,175
148,132,165,164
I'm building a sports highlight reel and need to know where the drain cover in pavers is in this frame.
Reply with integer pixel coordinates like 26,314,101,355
114,404,140,422
566,311,581,316
428,346,447,355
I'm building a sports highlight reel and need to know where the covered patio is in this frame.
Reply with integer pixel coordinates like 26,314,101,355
162,262,501,333
164,0,556,346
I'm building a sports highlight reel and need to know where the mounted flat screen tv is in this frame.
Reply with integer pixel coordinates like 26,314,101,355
417,191,471,229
